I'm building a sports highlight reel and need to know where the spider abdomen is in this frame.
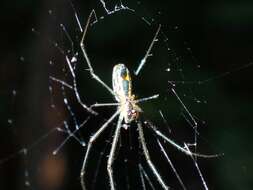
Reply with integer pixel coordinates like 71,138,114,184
112,63,132,101
112,64,140,124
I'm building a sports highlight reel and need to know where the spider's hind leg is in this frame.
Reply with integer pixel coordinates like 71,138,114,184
137,121,169,190
107,114,124,190
80,110,120,190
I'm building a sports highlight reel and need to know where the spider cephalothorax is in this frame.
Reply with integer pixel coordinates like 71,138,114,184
112,63,142,124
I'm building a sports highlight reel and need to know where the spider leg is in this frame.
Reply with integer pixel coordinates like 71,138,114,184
107,114,123,190
184,144,209,190
90,102,120,109
49,76,73,90
137,122,169,190
135,94,159,103
139,163,156,190
65,56,97,115
135,25,161,76
80,10,116,97
147,121,221,158
157,139,187,190
80,109,120,190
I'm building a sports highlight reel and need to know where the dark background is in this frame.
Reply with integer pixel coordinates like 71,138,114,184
0,0,253,190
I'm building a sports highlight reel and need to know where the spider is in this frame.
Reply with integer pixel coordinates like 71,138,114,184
63,9,219,190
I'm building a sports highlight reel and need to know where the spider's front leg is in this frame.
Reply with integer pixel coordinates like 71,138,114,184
80,10,115,97
135,24,161,76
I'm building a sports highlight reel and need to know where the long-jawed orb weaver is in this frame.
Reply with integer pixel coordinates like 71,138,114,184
75,9,219,190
